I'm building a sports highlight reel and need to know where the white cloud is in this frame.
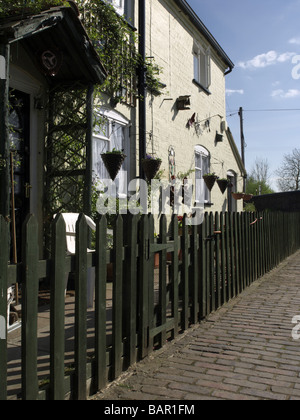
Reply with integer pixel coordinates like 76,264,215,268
289,37,300,45
272,81,281,87
238,50,296,69
226,89,244,96
271,89,300,99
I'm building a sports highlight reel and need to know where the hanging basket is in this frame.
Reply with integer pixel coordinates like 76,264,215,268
203,174,218,191
231,192,244,200
142,158,162,181
243,194,253,202
101,152,126,181
217,179,229,194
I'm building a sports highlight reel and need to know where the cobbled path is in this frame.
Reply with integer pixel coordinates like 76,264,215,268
93,250,300,401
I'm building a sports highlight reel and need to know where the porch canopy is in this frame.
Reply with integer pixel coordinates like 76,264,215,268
0,5,107,219
0,5,106,85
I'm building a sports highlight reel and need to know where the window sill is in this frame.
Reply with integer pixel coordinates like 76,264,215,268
193,202,214,209
192,79,212,96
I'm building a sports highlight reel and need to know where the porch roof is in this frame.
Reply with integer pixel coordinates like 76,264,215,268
0,6,107,86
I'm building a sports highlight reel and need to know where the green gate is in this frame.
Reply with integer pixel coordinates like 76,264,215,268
138,214,200,359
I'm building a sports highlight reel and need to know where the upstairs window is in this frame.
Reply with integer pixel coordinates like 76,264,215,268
105,0,125,16
193,42,211,91
105,0,134,23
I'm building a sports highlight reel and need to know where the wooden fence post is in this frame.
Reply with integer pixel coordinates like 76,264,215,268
208,213,215,312
75,214,88,400
22,215,39,400
220,212,226,305
182,214,189,331
123,214,139,368
171,214,179,335
95,215,108,391
138,215,149,359
158,215,167,345
215,212,221,309
191,222,199,324
148,214,155,352
224,212,231,301
112,215,123,379
50,214,66,400
0,216,9,401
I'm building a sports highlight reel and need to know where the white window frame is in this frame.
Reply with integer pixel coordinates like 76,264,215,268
105,0,125,16
195,145,211,205
93,109,130,199
193,42,211,90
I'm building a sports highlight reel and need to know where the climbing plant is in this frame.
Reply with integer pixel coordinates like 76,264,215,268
0,0,163,102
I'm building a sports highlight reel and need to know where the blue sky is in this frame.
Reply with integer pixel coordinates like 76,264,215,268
187,0,300,190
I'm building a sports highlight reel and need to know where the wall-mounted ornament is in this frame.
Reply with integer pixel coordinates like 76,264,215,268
215,132,224,143
176,95,191,110
187,113,196,127
205,119,211,132
39,49,63,77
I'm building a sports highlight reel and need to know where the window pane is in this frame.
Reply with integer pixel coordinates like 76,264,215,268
94,120,109,140
93,137,109,187
200,50,206,87
105,0,124,15
193,54,199,82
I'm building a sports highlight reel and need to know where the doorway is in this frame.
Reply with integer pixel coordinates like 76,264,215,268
9,89,31,261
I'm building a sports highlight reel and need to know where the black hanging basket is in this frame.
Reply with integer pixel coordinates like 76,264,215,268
142,158,162,182
203,174,218,191
217,179,229,194
101,153,126,181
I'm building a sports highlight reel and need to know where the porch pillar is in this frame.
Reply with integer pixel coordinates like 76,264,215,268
83,84,94,217
0,43,10,219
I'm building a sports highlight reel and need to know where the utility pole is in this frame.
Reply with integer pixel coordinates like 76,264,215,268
238,107,246,192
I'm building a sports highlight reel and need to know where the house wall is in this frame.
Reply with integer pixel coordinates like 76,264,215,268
101,0,244,214
143,0,244,213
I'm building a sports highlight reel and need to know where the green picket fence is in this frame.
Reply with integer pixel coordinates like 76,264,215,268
0,211,300,400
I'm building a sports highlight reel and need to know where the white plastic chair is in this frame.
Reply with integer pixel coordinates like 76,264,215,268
56,213,96,309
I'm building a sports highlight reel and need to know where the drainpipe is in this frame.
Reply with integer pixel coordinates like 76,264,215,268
138,0,146,180
0,43,10,219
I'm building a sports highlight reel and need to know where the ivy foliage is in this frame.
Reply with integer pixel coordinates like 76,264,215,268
0,0,67,16
0,0,164,102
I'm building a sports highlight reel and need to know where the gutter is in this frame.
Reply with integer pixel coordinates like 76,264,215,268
224,66,233,76
173,0,234,74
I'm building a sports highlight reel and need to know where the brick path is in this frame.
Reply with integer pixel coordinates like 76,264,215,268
93,250,300,401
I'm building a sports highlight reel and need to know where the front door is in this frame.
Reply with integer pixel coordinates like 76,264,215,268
9,89,31,261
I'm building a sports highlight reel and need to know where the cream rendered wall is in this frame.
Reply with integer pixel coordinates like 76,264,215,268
106,0,244,212
143,0,244,212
